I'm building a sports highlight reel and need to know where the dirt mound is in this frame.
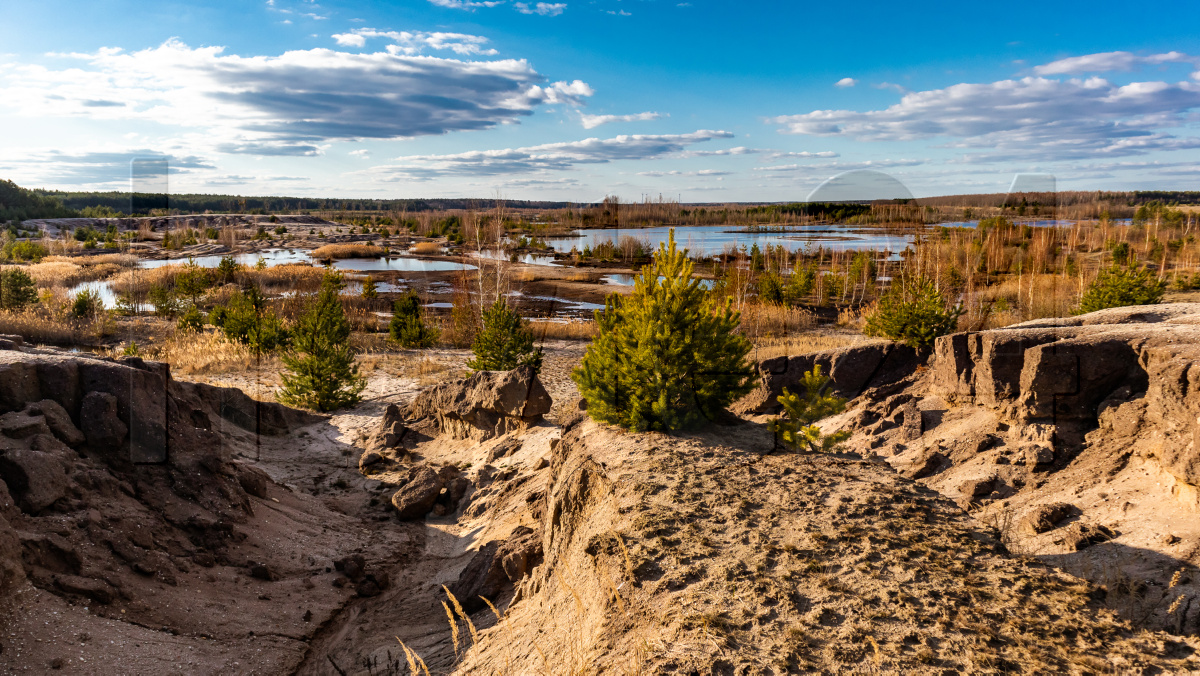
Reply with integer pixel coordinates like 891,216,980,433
435,414,1197,673
833,302,1200,635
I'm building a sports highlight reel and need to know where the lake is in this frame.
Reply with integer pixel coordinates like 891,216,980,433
543,224,914,257
140,249,475,272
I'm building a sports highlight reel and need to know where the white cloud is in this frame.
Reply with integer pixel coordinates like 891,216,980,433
607,9,631,15
330,29,497,55
678,146,759,158
772,75,1200,161
835,77,857,88
427,0,504,9
752,159,923,173
514,2,566,15
580,111,663,129
361,130,734,179
766,150,839,159
350,149,370,158
637,169,732,177
1034,51,1194,75
0,39,591,156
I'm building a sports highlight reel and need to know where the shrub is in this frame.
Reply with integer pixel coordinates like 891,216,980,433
71,288,103,319
758,273,785,305
1077,264,1166,314
361,275,378,300
467,299,542,372
215,256,240,284
212,287,289,352
0,268,38,310
278,272,365,411
767,365,851,452
2,241,48,262
148,285,181,318
864,274,963,350
572,229,754,432
389,290,439,348
177,305,204,333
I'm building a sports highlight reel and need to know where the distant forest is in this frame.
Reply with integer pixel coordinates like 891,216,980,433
3,177,1199,223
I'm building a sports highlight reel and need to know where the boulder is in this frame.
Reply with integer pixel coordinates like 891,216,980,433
19,532,82,575
55,574,116,604
406,366,552,441
1056,522,1115,551
0,444,69,514
235,465,272,499
25,400,84,447
80,391,128,453
0,410,52,440
958,476,996,500
449,526,543,611
391,464,448,520
901,450,949,480
1019,502,1076,534
734,343,920,415
365,404,408,453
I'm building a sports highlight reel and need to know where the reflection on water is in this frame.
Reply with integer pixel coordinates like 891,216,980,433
139,249,475,272
66,281,120,309
474,250,560,267
602,274,715,289
545,225,913,257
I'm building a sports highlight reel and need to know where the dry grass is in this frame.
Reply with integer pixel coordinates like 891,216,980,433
43,253,137,267
530,319,598,341
111,330,273,376
514,269,600,283
736,301,817,342
752,332,883,360
246,264,326,292
311,243,385,259
0,308,113,345
410,241,443,255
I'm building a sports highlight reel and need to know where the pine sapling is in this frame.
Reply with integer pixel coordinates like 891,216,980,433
768,365,851,452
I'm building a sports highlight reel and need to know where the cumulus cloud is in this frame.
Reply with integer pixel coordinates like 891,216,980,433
361,130,734,179
637,169,731,177
514,2,566,15
428,0,504,9
835,77,857,88
678,146,759,158
330,29,497,55
765,150,839,159
1034,51,1195,75
0,39,591,156
0,148,215,187
579,111,663,129
772,75,1200,160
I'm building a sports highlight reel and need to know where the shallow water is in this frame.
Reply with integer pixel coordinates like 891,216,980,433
545,225,913,257
602,274,716,289
138,248,475,272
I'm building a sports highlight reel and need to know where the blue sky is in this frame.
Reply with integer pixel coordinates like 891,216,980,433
1,0,1199,201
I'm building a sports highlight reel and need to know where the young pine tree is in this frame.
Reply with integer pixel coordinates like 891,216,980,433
389,290,439,349
278,272,365,412
361,275,378,300
1077,264,1166,314
863,274,963,350
767,365,851,452
0,267,38,310
572,229,754,432
466,298,543,372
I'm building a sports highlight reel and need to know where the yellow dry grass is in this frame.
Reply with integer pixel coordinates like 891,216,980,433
410,241,443,255
751,332,884,360
246,264,326,292
43,253,137,267
112,330,273,376
514,269,599,283
530,319,598,341
0,308,113,345
311,243,385,259
736,301,817,341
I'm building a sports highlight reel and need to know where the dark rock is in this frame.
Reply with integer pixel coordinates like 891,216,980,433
405,366,552,441
25,400,84,447
449,526,542,612
0,411,52,440
334,554,366,582
363,404,408,456
0,361,39,414
0,442,69,514
1056,522,1115,551
236,465,271,499
902,451,949,480
250,563,279,581
55,574,115,604
958,476,996,500
80,392,127,453
1019,502,1076,534
20,532,82,575
390,465,446,520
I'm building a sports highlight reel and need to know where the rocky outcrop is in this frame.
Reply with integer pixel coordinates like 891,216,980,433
390,463,466,520
448,525,543,612
0,350,318,608
734,342,920,414
359,404,409,473
405,365,552,441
